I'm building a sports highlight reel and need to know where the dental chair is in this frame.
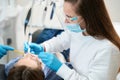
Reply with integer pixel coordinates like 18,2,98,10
0,64,6,80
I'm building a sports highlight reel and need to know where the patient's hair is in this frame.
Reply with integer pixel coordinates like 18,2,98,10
7,66,45,80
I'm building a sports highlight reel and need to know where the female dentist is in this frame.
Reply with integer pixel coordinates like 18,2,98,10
24,0,120,80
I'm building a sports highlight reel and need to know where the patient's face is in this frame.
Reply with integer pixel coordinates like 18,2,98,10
15,53,42,69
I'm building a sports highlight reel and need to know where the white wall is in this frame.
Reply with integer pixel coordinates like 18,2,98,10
105,0,120,22
104,0,120,36
16,0,32,7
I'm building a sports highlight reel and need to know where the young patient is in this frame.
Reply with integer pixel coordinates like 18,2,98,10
6,53,45,80
5,53,65,80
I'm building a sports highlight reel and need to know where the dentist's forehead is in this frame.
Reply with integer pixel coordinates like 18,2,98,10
63,2,77,17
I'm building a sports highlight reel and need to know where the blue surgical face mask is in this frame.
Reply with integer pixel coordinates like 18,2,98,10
65,23,85,33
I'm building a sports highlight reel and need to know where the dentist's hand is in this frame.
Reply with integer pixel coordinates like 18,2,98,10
38,52,62,72
24,42,44,54
0,44,14,59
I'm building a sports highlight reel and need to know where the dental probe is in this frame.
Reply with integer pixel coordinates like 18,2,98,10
13,50,24,54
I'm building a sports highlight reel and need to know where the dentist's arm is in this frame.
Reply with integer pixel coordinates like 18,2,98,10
0,44,14,59
24,42,62,71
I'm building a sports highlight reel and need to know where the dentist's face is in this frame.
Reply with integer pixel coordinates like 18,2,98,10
63,2,86,29
63,2,82,23
15,54,42,69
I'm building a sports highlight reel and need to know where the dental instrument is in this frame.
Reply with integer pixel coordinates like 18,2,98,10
27,33,32,53
13,50,24,54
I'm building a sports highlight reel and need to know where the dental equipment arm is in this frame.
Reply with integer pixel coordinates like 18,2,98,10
26,0,35,53
50,2,56,20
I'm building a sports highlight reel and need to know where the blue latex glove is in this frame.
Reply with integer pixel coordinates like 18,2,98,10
24,42,44,54
0,44,14,59
38,52,62,72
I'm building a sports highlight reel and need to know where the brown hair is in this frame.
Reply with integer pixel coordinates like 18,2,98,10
65,0,120,49
7,66,45,80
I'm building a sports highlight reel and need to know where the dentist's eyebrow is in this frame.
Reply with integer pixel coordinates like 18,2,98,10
66,15,72,18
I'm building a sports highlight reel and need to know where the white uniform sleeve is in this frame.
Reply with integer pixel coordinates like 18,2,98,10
42,31,71,53
56,46,120,80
